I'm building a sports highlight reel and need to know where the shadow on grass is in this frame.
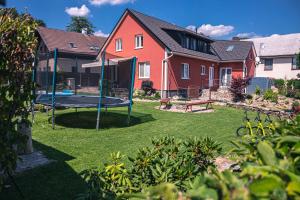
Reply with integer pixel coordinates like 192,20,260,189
54,110,155,129
0,140,86,200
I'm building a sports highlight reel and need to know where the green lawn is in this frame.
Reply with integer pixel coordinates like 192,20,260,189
1,102,248,200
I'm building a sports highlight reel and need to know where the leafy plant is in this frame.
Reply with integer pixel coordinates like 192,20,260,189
255,86,261,95
263,89,278,103
78,136,222,199
141,80,156,96
0,8,38,190
128,116,300,200
229,77,250,102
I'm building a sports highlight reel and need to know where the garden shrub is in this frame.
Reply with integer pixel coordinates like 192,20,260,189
263,89,278,103
0,8,38,190
77,136,222,199
124,116,300,200
141,80,156,96
228,77,250,102
295,91,300,99
255,86,261,95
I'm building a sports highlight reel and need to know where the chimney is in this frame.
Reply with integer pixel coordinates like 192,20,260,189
81,28,87,35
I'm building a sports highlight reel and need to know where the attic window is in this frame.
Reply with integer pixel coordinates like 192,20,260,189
226,45,234,51
69,42,77,48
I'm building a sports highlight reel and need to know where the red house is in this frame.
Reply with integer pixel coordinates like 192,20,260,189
99,9,256,97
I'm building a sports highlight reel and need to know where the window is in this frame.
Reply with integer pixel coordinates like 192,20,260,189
115,38,122,51
135,35,143,49
264,58,273,70
191,38,196,50
201,65,206,75
139,62,150,78
72,66,77,73
185,37,190,49
226,45,234,52
292,56,299,70
181,63,189,79
85,68,91,73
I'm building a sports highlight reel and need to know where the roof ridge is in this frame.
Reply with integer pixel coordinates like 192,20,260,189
37,26,107,39
127,9,212,40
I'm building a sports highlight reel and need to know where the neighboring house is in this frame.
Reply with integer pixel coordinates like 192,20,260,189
245,33,300,79
36,27,106,87
98,9,256,97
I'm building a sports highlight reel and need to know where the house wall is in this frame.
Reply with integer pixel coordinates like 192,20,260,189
168,55,219,90
256,57,298,79
103,13,165,90
245,48,256,77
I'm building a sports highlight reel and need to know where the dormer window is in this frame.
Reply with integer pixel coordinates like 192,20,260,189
226,45,234,52
69,42,77,48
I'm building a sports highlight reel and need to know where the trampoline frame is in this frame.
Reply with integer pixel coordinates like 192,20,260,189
32,48,137,130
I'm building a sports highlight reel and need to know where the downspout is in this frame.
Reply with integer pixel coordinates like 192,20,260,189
161,51,174,98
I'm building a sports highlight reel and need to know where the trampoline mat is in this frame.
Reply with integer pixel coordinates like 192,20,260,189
36,94,130,108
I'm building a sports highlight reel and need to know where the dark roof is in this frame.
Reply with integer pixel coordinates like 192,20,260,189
37,27,107,57
128,9,220,61
127,9,253,62
211,40,253,61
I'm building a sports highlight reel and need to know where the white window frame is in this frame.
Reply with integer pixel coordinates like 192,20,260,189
138,62,150,79
115,38,122,52
219,67,232,87
264,58,273,71
201,65,206,75
181,63,190,79
135,35,143,49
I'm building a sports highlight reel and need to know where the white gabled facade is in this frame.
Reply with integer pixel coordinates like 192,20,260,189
245,33,300,79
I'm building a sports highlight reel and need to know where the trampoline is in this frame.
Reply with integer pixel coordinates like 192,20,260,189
36,94,130,108
33,48,136,130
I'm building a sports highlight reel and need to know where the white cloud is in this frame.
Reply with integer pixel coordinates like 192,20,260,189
89,0,135,6
236,32,261,38
197,24,234,37
94,30,110,37
65,4,90,17
186,25,197,32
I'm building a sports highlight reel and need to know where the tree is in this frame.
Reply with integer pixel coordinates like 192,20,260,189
0,8,38,190
66,16,95,34
35,19,46,27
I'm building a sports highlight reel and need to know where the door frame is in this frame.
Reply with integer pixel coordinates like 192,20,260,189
219,67,232,87
209,66,214,87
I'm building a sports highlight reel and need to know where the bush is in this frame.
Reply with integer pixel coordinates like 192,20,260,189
141,80,156,96
229,77,250,102
0,8,38,190
77,136,222,199
263,89,278,103
255,86,261,95
295,91,300,99
273,79,285,89
126,116,300,200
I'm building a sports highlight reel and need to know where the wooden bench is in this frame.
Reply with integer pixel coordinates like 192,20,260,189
159,98,171,109
185,100,214,112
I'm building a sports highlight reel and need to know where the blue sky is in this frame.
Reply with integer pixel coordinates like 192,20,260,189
4,0,300,39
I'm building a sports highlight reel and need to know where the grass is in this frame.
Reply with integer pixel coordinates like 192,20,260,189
1,102,249,200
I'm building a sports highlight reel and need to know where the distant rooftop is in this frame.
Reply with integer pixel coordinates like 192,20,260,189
244,33,300,57
37,27,107,57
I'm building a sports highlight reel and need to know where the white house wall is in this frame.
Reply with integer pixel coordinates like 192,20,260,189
256,57,298,79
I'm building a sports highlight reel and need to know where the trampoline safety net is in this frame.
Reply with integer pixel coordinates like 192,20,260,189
34,48,136,129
